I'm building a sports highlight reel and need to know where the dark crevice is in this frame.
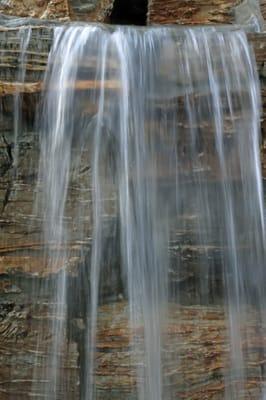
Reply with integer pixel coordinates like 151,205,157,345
1,135,13,165
1,184,11,214
0,135,13,214
109,0,148,25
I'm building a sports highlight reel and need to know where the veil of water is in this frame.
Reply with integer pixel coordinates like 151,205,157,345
7,23,266,399
13,26,31,171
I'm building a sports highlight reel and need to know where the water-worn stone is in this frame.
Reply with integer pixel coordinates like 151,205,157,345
0,0,114,21
147,0,265,27
0,22,265,286
0,295,265,399
0,0,264,25
0,279,80,399
0,0,70,20
0,6,265,399
0,22,265,176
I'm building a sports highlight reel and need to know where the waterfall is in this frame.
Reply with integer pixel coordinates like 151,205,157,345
13,26,31,172
9,24,266,399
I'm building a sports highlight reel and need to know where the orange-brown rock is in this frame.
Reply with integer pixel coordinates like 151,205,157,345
148,0,235,25
0,299,265,399
0,3,264,399
260,0,266,20
0,0,70,20
0,24,265,177
147,0,262,26
0,0,114,22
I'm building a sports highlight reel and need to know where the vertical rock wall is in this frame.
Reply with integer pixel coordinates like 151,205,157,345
0,0,114,21
0,2,265,399
147,0,240,25
0,0,264,24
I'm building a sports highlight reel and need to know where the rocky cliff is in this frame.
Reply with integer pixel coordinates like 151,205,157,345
0,2,266,399
0,0,114,21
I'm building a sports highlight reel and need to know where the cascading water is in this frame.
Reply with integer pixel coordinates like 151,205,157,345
6,23,266,399
13,26,31,172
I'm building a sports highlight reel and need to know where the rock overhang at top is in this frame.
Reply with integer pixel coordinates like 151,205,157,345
0,0,115,22
0,0,264,29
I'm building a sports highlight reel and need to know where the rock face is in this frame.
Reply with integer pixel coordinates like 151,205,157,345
69,0,114,21
148,0,239,25
146,0,266,174
0,0,70,20
0,0,264,24
147,0,265,26
0,3,265,399
0,0,114,21
0,287,80,399
0,299,265,399
249,32,266,178
0,24,265,178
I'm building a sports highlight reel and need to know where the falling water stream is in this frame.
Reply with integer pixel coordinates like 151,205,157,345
13,26,31,171
7,22,266,400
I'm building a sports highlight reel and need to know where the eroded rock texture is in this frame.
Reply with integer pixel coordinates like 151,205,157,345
0,3,265,398
0,298,266,399
0,288,80,399
0,0,264,24
0,0,114,21
147,0,265,26
0,0,70,20
0,24,265,177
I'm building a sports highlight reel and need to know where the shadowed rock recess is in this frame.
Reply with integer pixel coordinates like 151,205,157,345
0,2,266,400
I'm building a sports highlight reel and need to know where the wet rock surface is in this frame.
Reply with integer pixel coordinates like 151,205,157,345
0,18,265,314
0,121,265,397
0,283,79,399
0,23,265,177
0,5,265,399
0,297,265,399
